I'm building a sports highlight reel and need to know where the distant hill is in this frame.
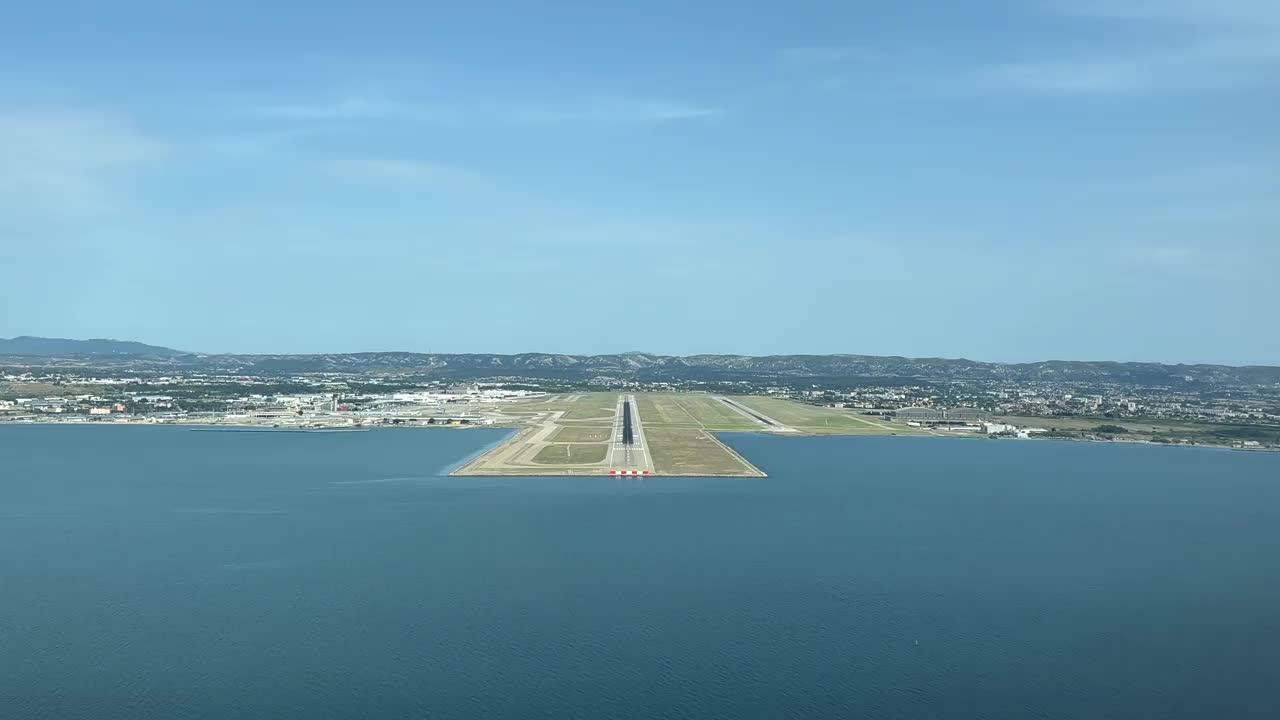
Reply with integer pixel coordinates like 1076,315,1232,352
0,336,185,358
2,338,1277,387
182,352,1279,386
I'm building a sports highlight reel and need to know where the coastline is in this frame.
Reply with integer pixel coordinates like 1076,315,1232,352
442,427,521,476
0,418,1273,454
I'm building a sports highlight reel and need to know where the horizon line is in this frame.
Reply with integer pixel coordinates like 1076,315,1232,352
1,336,1276,370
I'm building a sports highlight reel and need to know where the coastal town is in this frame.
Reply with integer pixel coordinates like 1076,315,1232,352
3,362,1277,450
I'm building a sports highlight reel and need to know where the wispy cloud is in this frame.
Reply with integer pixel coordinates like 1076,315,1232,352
775,45,882,66
771,45,896,92
985,40,1280,94
322,157,495,194
0,107,166,218
1092,160,1280,226
248,93,721,127
508,98,722,126
1052,0,1280,29
250,95,459,123
1116,242,1259,277
773,3,1280,97
1123,244,1201,272
985,59,1156,94
198,126,337,159
986,0,1280,94
1092,161,1279,194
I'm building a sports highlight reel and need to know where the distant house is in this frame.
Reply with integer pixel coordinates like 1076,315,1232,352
897,407,944,423
897,406,991,425
27,397,68,412
946,407,988,423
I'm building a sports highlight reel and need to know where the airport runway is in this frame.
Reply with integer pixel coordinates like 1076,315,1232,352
715,396,796,432
607,394,654,473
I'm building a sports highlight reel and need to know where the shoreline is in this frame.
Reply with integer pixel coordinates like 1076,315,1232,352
444,427,523,476
0,418,1273,454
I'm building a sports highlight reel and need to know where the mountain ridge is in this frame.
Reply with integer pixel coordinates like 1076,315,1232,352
0,336,185,357
2,337,1277,386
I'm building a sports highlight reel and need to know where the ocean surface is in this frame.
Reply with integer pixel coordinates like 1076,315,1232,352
1,425,1278,719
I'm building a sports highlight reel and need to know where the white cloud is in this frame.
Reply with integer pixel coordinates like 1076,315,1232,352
1053,0,1280,30
627,101,723,122
1092,161,1279,195
990,1,1280,94
1117,243,1250,276
985,60,1154,94
322,157,494,193
775,46,882,66
509,98,722,126
199,126,332,158
247,92,721,127
985,40,1279,94
770,45,904,92
782,3,1280,97
0,108,166,218
249,95,459,123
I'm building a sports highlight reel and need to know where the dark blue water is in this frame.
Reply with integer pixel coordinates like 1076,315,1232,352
2,426,1278,719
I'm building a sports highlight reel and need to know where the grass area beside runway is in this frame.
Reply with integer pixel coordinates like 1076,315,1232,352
995,414,1280,446
557,394,619,420
456,392,930,478
635,395,692,427
492,392,617,424
551,426,614,443
645,427,763,476
531,443,609,465
637,394,759,431
993,415,1203,433
730,396,925,434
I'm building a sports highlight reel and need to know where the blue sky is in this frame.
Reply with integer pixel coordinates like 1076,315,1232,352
1,1,1276,364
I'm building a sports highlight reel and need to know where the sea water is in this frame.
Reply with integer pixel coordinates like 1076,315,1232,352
2,426,1277,719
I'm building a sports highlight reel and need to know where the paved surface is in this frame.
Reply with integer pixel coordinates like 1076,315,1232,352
452,394,655,476
607,394,655,473
452,393,767,477
714,396,797,432
457,411,566,469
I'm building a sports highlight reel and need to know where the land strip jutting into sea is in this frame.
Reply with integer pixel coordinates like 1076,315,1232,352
451,392,935,477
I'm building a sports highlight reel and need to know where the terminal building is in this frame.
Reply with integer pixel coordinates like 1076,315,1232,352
895,407,990,426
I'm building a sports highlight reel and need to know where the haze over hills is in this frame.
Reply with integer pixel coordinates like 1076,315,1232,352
2,337,1278,387
0,336,185,358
